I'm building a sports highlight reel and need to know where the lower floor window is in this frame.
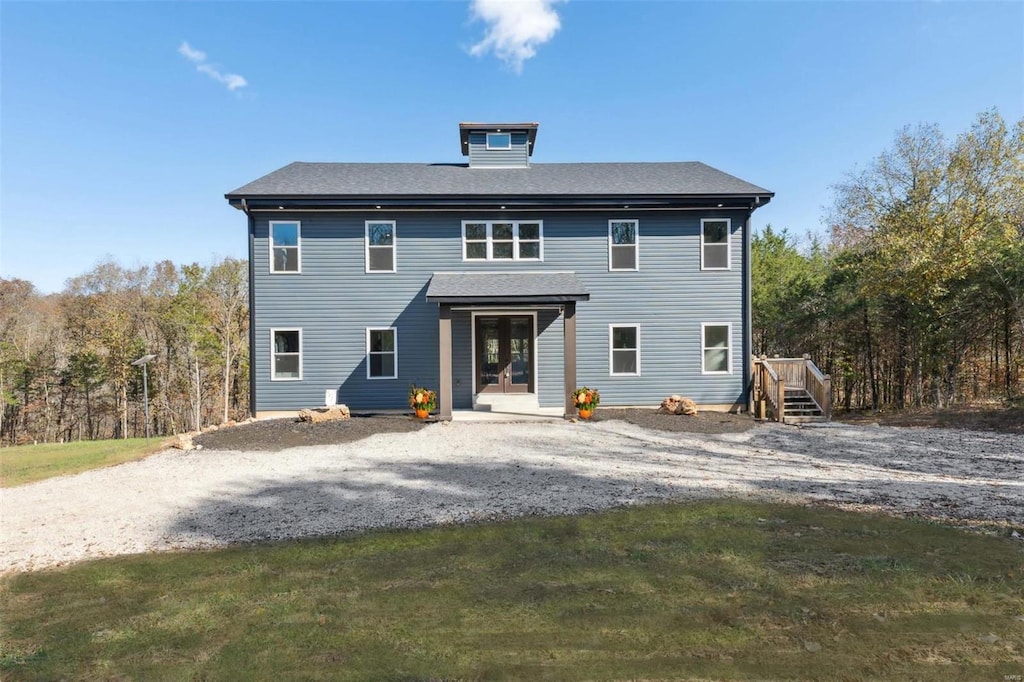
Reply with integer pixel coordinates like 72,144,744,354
702,323,731,373
367,327,398,379
272,329,301,380
609,325,640,375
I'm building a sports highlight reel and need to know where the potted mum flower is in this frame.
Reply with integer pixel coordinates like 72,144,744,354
409,385,437,419
572,386,600,419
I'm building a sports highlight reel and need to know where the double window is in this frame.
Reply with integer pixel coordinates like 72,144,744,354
365,221,396,273
701,218,731,270
271,329,302,380
609,220,638,271
609,325,640,376
702,323,732,374
269,221,300,273
366,327,397,379
462,221,543,261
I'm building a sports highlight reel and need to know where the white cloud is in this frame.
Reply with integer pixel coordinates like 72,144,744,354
178,41,247,92
468,0,563,73
197,63,248,91
178,41,206,63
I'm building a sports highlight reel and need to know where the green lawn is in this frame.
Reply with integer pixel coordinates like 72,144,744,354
0,438,167,487
2,503,1022,681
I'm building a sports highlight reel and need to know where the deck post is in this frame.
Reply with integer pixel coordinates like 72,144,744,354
777,379,785,423
438,304,453,420
563,302,577,418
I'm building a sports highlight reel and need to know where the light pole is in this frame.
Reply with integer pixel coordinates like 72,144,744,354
131,354,157,439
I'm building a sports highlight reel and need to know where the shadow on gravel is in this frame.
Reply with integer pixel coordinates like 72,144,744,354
167,425,1024,548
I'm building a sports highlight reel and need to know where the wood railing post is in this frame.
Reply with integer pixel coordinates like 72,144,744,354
777,379,785,423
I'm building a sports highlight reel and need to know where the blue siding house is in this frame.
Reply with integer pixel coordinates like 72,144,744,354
226,122,773,419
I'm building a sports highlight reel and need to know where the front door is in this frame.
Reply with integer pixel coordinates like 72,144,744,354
475,316,533,394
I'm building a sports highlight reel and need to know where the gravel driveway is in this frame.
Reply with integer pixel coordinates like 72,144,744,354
2,420,1021,573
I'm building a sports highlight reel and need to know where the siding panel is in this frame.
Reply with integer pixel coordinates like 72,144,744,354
252,209,748,411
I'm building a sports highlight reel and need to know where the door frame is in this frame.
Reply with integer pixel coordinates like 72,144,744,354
470,310,539,396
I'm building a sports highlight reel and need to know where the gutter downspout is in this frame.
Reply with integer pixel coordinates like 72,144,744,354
241,199,257,418
742,204,754,412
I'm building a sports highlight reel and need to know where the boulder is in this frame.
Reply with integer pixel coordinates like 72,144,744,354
298,405,351,423
170,433,194,450
658,395,698,416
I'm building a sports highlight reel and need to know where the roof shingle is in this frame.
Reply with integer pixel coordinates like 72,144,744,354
227,162,771,198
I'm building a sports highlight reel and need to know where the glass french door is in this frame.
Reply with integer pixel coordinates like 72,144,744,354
475,316,533,394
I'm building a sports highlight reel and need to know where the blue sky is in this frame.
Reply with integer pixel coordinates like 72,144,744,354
2,0,1021,293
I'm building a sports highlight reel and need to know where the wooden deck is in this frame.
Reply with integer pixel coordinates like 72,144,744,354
751,356,831,424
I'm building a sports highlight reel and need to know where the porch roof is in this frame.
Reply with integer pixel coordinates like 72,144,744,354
425,272,590,305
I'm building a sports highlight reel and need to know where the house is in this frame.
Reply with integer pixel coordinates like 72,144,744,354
225,122,774,419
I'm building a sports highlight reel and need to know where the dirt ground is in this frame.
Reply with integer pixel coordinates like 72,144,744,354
835,404,1023,435
194,409,753,451
593,408,754,434
193,415,428,452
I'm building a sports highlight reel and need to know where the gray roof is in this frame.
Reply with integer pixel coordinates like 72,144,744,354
425,272,590,304
227,162,771,198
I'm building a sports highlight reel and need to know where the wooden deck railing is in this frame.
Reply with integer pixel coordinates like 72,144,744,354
751,355,832,422
752,356,784,422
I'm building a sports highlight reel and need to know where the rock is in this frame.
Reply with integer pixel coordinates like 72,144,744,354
978,633,999,645
804,641,821,653
658,396,699,415
298,405,351,423
170,434,194,450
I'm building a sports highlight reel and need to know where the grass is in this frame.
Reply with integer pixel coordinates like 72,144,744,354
2,501,1022,681
0,438,167,487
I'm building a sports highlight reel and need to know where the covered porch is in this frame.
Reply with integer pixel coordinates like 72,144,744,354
425,272,590,420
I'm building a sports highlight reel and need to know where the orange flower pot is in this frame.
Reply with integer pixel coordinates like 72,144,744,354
578,408,593,420
415,408,430,419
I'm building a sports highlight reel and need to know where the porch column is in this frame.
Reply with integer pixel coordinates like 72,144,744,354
438,304,453,420
563,301,577,418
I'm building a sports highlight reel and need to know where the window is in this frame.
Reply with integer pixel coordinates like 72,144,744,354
701,218,731,270
365,221,396,273
270,221,300,273
462,221,544,261
702,323,731,374
609,220,638,271
366,327,397,379
609,325,640,376
271,329,301,380
486,132,511,150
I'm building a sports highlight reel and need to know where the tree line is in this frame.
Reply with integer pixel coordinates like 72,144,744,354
0,258,248,444
2,111,1019,444
754,110,1023,409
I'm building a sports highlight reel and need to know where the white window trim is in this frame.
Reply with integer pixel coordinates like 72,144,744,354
608,219,639,272
365,220,397,274
700,218,732,271
608,324,641,376
270,328,302,381
701,322,733,375
485,132,512,150
461,221,544,262
366,327,398,380
269,221,301,274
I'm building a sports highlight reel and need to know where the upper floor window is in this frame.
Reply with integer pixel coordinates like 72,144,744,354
462,221,543,261
271,329,302,380
486,132,512,150
609,220,638,271
701,218,731,270
702,323,732,374
366,221,396,273
270,221,300,273
366,327,398,379
609,324,640,376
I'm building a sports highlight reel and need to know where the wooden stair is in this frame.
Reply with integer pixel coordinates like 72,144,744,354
782,388,826,424
751,355,832,425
